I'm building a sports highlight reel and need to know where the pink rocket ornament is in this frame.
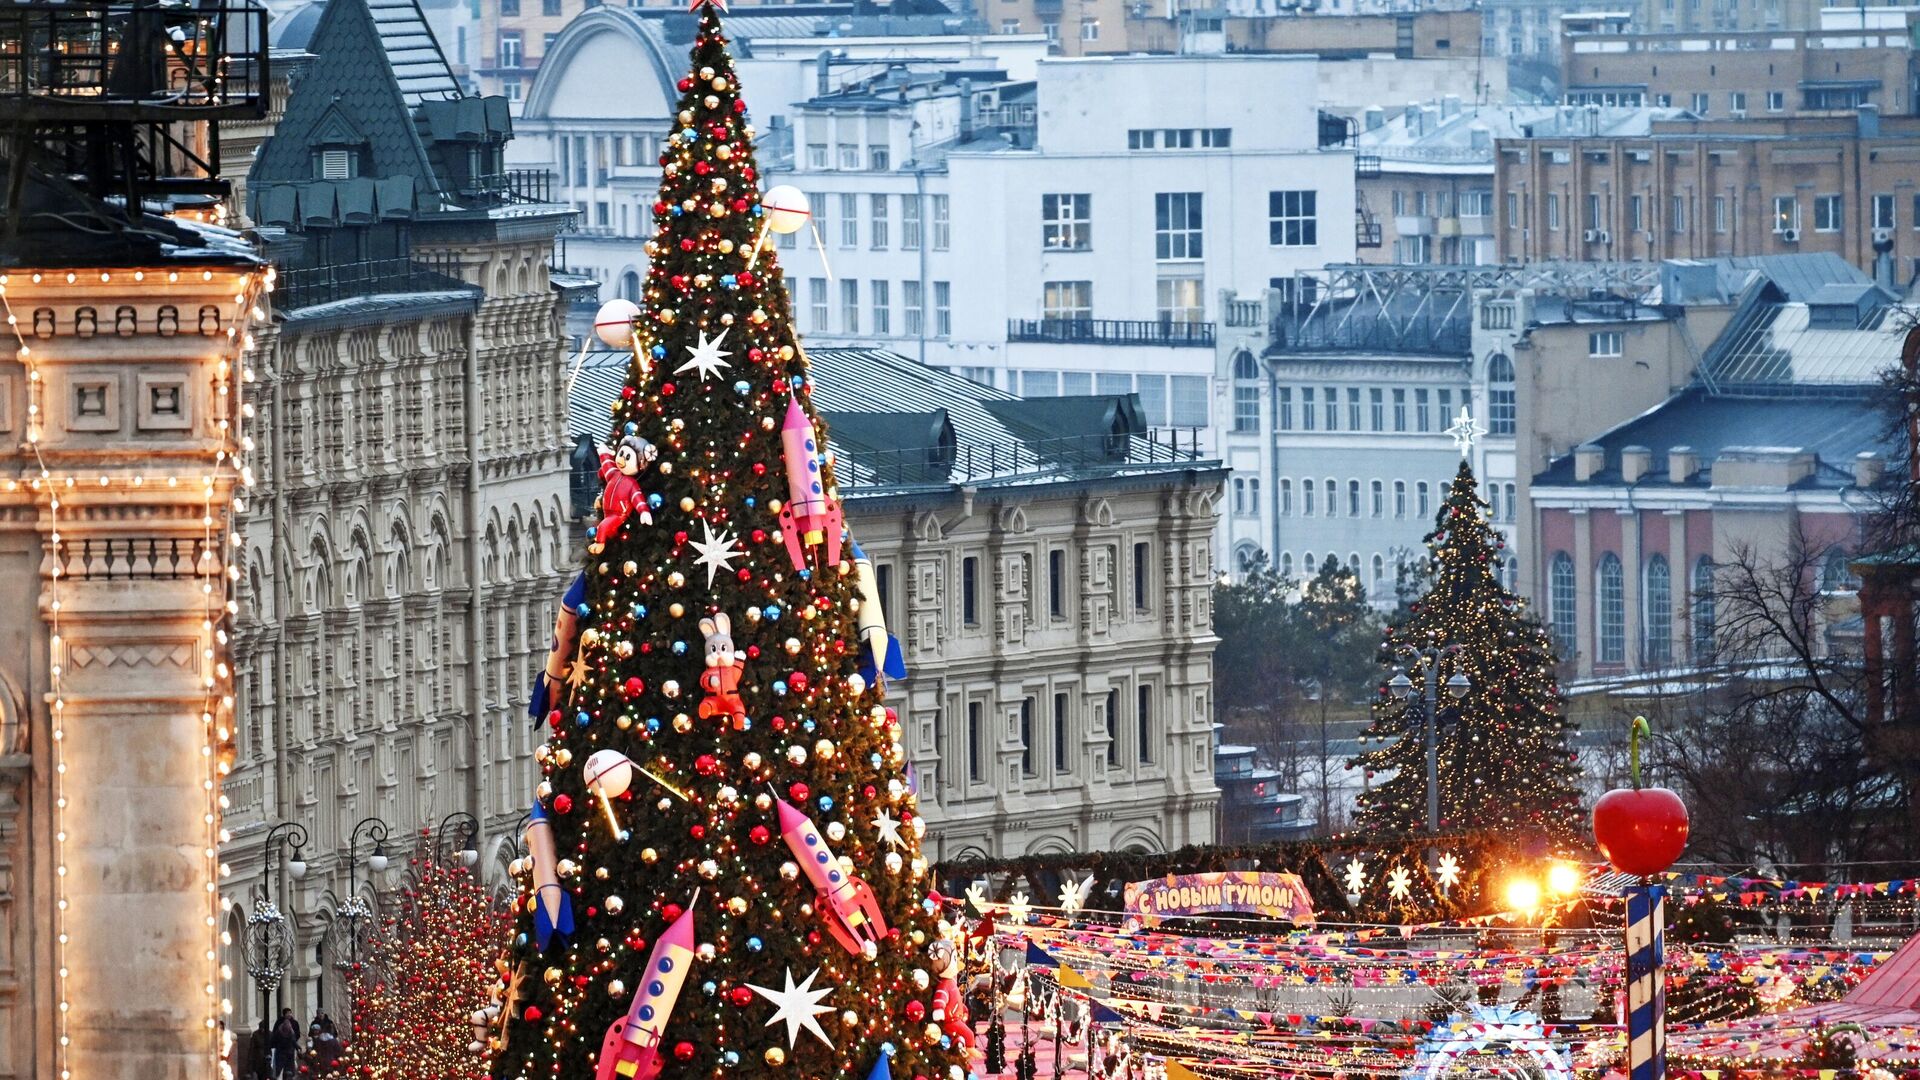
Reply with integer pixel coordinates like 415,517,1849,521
774,791,887,957
597,893,698,1080
776,394,844,571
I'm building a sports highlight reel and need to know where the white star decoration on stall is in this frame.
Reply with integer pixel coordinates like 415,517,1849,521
1445,406,1488,457
747,966,835,1049
1343,858,1367,896
1006,891,1032,924
1386,866,1413,902
1058,875,1094,915
1435,852,1462,895
965,882,989,915
872,809,904,849
690,520,743,587
675,328,732,381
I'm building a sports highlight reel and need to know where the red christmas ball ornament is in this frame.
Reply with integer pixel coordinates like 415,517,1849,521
788,671,809,692
689,823,706,840
731,198,749,213
622,677,644,699
749,824,771,846
693,161,711,176
730,986,754,1007
751,463,767,477
674,530,689,545
622,385,637,400
695,753,720,776
524,1006,543,1022
673,1042,696,1061
677,77,693,91
770,714,786,732
746,645,760,660
751,528,767,543
678,238,695,252
787,782,809,803
905,1000,927,1023
864,784,878,799
662,382,676,396
1592,717,1689,876
738,271,755,287
733,99,747,114
552,794,573,815
736,568,751,582
663,903,683,922
547,709,563,731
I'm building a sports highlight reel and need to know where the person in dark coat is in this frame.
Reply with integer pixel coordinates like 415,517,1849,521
247,1017,272,1080
269,1008,301,1080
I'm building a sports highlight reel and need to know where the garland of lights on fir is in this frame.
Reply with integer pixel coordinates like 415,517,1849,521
486,7,968,1080
338,851,511,1080
1348,459,1582,845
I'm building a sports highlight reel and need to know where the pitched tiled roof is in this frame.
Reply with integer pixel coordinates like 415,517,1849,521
366,0,461,106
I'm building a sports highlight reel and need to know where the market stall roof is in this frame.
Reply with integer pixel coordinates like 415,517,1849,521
1670,933,1920,1062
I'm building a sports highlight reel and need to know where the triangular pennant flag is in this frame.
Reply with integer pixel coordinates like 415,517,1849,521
1166,1063,1203,1080
1025,942,1054,967
1089,1000,1123,1025
1059,964,1094,990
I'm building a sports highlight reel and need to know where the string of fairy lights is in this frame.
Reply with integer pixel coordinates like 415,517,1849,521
0,263,271,1079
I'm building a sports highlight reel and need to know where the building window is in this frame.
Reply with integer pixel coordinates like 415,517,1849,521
1347,479,1361,517
840,278,860,333
967,701,984,782
1774,196,1800,233
869,146,889,171
1628,194,1643,232
1171,376,1207,426
1875,194,1896,230
1589,331,1623,357
1416,480,1431,518
1728,90,1746,113
1156,277,1204,324
806,143,828,169
1392,388,1406,431
902,280,923,336
1546,193,1560,230
1369,388,1384,430
1370,479,1384,517
1489,483,1502,522
869,195,889,248
1133,542,1150,610
1767,90,1785,112
1691,556,1715,659
1053,693,1070,773
1268,190,1318,246
934,281,951,337
1043,280,1093,321
872,280,890,335
1323,389,1338,431
836,193,857,246
1042,193,1092,251
902,196,922,249
809,277,829,332
1020,697,1036,776
498,31,522,68
1502,483,1515,523
1586,192,1602,230
1303,478,1316,517
1415,389,1431,433
1136,684,1153,764
931,195,950,250
1393,480,1407,517
1001,18,1020,32
1598,553,1625,664
1276,387,1293,430
1233,386,1259,433
1279,478,1292,515
1547,552,1576,654
1347,387,1361,430
1301,387,1315,431
1713,195,1728,234
1323,476,1337,517
1048,549,1067,618
1814,194,1843,233
837,144,861,170
1082,17,1100,39
1154,192,1204,260
1486,353,1516,435
1670,195,1686,234
1691,91,1710,114
1104,689,1118,766
1644,554,1672,664
962,555,979,627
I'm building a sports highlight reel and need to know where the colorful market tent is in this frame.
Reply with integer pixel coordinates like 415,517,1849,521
1669,935,1920,1063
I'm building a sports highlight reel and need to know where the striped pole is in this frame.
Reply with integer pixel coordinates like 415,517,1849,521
1625,882,1667,1080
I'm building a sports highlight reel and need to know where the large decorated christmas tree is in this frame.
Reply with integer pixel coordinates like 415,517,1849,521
487,7,968,1080
1348,459,1582,844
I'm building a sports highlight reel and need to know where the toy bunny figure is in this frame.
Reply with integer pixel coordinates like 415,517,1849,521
589,434,657,554
696,612,747,728
928,938,975,1051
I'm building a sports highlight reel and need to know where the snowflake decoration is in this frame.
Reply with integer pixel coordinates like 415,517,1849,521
1435,853,1462,895
1343,858,1367,896
1387,865,1413,902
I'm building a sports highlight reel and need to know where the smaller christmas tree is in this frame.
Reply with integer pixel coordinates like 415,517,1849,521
1349,459,1582,844
338,848,511,1080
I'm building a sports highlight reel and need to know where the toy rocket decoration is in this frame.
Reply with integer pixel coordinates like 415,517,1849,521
529,571,589,725
849,540,907,687
596,894,698,1080
774,791,887,957
524,801,574,953
776,394,844,572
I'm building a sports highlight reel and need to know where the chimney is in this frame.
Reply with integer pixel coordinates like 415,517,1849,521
1469,124,1491,151
1668,445,1697,483
1619,445,1652,483
1422,104,1440,133
958,77,974,144
1858,103,1881,139
1405,100,1422,135
1442,93,1461,119
1364,105,1385,131
1574,443,1605,481
816,51,832,98
1856,450,1886,488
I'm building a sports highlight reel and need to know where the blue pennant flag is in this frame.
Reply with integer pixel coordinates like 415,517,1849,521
1025,942,1054,968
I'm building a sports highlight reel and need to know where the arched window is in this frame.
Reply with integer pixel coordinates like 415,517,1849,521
1416,480,1431,518
1279,478,1292,515
1393,480,1407,517
1232,350,1260,380
1549,552,1576,655
1371,553,1386,594
1280,552,1294,577
1234,544,1260,575
1487,353,1516,435
1506,555,1519,591
1644,554,1672,664
619,270,641,302
1231,350,1261,433
1489,483,1502,522
1347,479,1361,517
1303,479,1316,517
1597,553,1625,664
1370,479,1384,517
1324,477,1338,517
1348,552,1361,578
1691,557,1716,659
1301,553,1315,577
1821,547,1859,593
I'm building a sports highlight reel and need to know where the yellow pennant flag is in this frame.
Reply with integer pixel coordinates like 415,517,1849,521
1059,964,1094,990
1167,1063,1203,1080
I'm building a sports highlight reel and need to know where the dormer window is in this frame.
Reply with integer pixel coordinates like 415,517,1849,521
317,148,355,180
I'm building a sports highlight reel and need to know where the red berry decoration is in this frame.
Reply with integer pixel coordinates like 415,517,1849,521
1592,716,1689,877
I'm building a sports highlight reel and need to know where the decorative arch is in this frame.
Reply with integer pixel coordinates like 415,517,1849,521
1081,498,1115,528
1415,1004,1571,1080
1231,348,1259,380
1109,826,1164,854
520,8,678,120
344,528,374,606
1023,835,1076,857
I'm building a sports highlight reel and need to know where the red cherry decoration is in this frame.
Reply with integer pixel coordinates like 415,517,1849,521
1592,717,1689,876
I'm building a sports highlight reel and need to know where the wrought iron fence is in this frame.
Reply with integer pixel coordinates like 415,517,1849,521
275,255,468,311
1006,318,1216,348
837,429,1209,489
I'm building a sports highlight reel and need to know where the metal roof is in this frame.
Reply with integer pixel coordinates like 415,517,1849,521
1704,301,1910,391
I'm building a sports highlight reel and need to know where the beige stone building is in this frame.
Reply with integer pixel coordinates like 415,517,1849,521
1496,110,1920,281
1562,25,1918,117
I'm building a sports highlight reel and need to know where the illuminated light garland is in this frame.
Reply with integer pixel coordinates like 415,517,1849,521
0,265,269,1080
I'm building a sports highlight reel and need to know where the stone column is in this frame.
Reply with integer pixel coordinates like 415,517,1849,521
1572,509,1593,676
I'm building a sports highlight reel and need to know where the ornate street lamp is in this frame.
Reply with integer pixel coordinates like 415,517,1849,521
244,821,310,1017
1387,644,1472,834
437,811,481,869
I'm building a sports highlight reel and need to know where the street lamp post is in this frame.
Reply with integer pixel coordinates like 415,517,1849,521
244,821,309,1021
1387,644,1471,834
436,812,481,869
344,817,391,966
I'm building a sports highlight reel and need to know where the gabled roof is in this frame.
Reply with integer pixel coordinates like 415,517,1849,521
366,0,461,107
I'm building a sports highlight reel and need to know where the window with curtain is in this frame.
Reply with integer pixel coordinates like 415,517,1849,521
1691,557,1715,659
1598,553,1625,663
1644,554,1672,664
1550,552,1576,655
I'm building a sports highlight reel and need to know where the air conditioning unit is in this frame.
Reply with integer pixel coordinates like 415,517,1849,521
1582,228,1599,242
1596,229,1611,243
1780,227,1800,242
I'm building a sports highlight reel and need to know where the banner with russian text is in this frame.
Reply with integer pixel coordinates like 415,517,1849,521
1123,872,1315,928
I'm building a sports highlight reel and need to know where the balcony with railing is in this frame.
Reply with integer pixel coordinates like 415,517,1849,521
274,253,470,312
0,1,269,120
1006,318,1216,348
460,169,556,204
837,429,1210,490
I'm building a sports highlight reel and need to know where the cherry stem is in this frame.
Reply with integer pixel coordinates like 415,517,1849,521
1629,715,1650,790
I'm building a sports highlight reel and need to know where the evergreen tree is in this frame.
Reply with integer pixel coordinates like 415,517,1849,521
1348,460,1581,844
340,851,509,1080
489,8,967,1080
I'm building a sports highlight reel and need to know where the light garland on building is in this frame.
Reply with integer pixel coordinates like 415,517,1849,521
0,264,271,1079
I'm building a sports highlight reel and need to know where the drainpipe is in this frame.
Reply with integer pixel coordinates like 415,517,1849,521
462,303,487,842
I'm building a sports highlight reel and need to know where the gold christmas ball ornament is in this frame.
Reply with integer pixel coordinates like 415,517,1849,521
764,1048,786,1067
924,1023,944,1044
614,639,634,659
535,780,553,802
779,860,799,882
784,637,802,655
597,936,612,952
595,865,610,880
846,673,867,696
825,821,846,842
841,1010,859,1028
669,602,686,619
641,847,659,864
815,738,835,760
678,109,693,124
699,65,715,79
616,714,634,730
696,942,717,962
556,859,578,878
711,76,728,90
718,239,735,254
533,745,551,764
911,968,930,990
543,967,563,986
679,497,696,513
623,560,638,575
605,895,625,914
743,751,763,771
698,859,719,879
553,747,573,768
761,416,777,432
673,712,693,733
607,979,626,998
668,571,686,588
885,852,905,874
727,895,749,915
786,744,808,766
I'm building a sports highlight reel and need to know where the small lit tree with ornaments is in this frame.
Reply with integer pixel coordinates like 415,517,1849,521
486,6,970,1080
1348,458,1583,845
338,852,511,1080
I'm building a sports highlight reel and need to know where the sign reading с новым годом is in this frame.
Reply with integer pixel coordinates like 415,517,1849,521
1122,871,1315,928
